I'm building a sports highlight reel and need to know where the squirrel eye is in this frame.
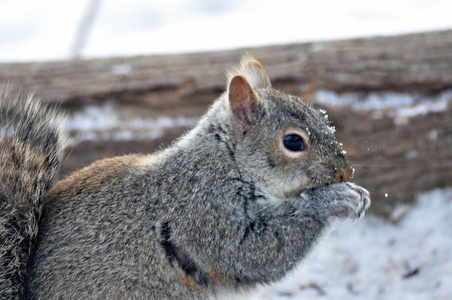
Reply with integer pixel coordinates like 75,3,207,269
284,134,306,152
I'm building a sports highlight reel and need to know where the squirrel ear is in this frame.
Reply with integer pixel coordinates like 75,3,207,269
228,55,271,90
241,57,271,89
228,75,259,130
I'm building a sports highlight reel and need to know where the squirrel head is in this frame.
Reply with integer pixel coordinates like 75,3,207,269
222,55,353,199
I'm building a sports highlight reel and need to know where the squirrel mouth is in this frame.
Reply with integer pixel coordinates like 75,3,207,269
305,165,351,190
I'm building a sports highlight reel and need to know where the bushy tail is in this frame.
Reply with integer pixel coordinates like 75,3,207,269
0,87,66,299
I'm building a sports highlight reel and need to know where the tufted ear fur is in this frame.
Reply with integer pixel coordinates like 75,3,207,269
228,75,259,133
227,55,271,90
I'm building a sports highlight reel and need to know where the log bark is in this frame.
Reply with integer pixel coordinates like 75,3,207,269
1,29,451,218
1,29,452,107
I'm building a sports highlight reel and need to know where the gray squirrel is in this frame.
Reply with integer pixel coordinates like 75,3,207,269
0,56,370,299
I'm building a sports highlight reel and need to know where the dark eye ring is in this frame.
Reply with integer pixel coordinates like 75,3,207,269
284,134,306,152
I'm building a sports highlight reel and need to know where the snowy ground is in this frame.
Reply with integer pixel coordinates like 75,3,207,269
251,188,452,300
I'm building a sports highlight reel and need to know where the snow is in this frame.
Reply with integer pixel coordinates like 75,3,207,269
1,0,452,62
429,130,438,141
251,188,452,300
315,90,452,119
111,64,132,75
64,102,199,146
394,99,449,118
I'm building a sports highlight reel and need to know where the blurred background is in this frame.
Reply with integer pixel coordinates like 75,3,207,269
1,1,452,299
1,0,452,61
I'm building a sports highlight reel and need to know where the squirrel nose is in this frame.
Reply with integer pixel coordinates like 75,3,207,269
335,167,351,183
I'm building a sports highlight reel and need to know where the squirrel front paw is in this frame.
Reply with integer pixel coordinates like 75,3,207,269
307,182,371,221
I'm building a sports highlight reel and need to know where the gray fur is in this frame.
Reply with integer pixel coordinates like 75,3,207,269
1,57,370,299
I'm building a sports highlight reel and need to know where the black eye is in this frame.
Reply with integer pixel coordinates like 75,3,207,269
284,134,306,151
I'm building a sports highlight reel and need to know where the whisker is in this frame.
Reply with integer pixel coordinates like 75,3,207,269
347,150,369,158
353,164,407,167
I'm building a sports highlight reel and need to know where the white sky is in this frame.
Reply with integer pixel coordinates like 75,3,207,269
1,0,452,62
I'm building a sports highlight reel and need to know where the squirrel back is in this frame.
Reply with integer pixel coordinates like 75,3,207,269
0,88,66,299
1,57,369,299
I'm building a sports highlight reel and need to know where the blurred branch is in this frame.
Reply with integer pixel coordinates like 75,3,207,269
71,0,102,59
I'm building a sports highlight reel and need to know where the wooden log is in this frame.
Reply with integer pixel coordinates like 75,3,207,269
1,29,452,108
